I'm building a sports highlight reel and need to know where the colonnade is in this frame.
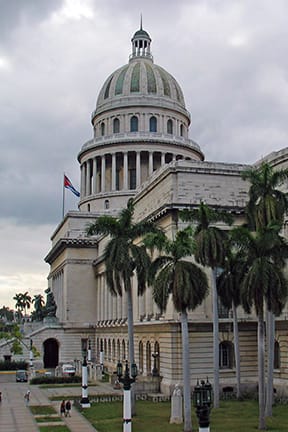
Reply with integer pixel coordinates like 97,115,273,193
95,273,159,324
81,150,187,197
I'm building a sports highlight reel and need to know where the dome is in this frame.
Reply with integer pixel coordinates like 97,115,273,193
93,25,188,120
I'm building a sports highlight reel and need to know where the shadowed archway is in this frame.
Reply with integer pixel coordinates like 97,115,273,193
43,338,59,368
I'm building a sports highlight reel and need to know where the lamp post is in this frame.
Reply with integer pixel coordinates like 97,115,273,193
29,339,33,368
87,339,92,362
117,360,137,432
80,356,91,408
152,351,159,376
193,378,213,432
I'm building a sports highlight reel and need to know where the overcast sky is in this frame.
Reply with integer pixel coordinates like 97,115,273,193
1,0,288,309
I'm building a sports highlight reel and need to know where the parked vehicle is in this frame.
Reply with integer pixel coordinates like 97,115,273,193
62,364,76,376
16,370,28,382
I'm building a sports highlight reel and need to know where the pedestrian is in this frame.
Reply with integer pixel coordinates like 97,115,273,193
65,400,71,417
60,400,66,417
24,389,30,405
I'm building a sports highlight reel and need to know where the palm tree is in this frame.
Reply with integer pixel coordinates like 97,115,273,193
181,202,232,408
86,198,159,367
13,293,24,321
235,224,288,430
216,244,247,399
242,162,288,416
21,291,32,319
146,228,209,432
242,162,288,231
32,294,45,321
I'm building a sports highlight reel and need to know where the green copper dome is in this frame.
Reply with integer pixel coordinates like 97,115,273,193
94,26,187,117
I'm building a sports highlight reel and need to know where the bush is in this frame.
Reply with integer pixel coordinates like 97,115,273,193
30,375,82,385
0,360,27,371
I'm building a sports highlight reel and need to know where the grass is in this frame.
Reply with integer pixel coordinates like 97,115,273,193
30,405,57,415
39,383,86,388
80,399,288,432
36,416,63,423
39,427,70,432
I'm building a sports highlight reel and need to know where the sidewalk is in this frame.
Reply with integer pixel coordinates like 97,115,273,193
0,381,118,431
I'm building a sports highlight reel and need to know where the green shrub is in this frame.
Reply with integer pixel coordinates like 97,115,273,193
30,375,82,385
0,360,27,371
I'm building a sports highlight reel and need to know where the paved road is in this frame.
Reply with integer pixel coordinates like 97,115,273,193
0,375,118,431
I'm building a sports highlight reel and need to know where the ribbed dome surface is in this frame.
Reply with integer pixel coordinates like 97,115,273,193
95,59,186,113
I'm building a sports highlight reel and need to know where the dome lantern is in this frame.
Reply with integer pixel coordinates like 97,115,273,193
130,17,152,61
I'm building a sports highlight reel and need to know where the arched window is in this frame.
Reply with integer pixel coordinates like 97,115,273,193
130,116,138,132
167,119,173,134
122,339,126,360
219,341,234,369
113,118,120,133
112,340,116,361
108,340,111,361
139,341,144,374
146,341,151,374
117,339,120,361
104,199,109,209
274,341,280,369
149,116,157,132
180,124,184,137
101,122,105,136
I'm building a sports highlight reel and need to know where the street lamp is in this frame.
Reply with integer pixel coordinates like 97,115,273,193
152,351,159,376
87,339,92,362
29,339,34,368
80,356,91,408
193,378,213,432
116,360,137,432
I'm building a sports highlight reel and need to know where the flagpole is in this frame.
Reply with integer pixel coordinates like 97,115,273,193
62,173,65,219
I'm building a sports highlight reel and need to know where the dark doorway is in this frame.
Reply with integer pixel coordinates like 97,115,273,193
43,338,59,368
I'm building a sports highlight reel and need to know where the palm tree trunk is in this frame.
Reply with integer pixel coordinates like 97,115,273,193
126,287,136,416
258,310,266,430
232,302,241,399
181,310,192,432
265,309,275,417
212,267,220,408
126,288,135,364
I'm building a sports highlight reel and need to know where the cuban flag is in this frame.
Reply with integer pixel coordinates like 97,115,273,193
64,174,80,197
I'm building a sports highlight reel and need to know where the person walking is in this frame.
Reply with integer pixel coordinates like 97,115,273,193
65,400,71,417
60,400,66,417
24,390,30,405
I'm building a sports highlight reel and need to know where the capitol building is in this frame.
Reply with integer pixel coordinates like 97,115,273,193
4,24,288,395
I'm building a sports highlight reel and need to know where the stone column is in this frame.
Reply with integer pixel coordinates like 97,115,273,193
93,157,97,194
81,163,85,196
101,155,106,192
86,160,91,196
149,152,153,175
112,153,116,191
161,152,165,166
123,152,128,190
136,151,141,187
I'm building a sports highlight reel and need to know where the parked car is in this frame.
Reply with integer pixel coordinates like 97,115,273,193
16,370,28,382
62,364,76,376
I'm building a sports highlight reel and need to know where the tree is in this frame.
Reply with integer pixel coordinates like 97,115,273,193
86,199,159,367
21,292,32,318
0,306,14,322
235,224,288,430
181,202,232,408
242,162,288,231
146,228,209,432
216,244,247,399
13,293,24,321
242,162,288,416
31,294,45,321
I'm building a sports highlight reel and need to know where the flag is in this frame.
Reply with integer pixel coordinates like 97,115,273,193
64,174,80,197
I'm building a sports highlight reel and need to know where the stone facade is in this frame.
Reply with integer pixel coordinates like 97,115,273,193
2,24,288,397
